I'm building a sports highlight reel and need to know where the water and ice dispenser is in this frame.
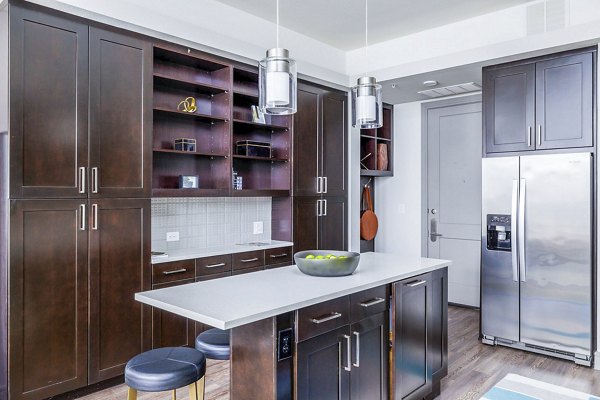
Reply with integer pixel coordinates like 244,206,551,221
486,214,512,251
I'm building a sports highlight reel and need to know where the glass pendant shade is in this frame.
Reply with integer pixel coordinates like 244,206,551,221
259,48,297,115
352,76,382,128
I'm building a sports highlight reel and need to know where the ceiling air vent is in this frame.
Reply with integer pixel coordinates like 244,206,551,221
418,82,481,98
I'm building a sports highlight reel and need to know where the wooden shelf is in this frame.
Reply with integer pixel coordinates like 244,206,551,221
233,90,259,101
231,189,290,197
360,169,393,177
152,188,230,197
153,148,229,158
232,155,288,162
154,107,228,123
154,73,229,95
233,119,288,131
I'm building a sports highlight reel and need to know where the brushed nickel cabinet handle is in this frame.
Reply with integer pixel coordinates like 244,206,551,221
360,297,385,308
323,176,328,194
269,253,288,258
91,204,98,230
343,334,351,372
310,312,342,324
241,257,259,263
204,263,226,268
79,204,86,231
407,279,426,287
317,177,323,194
78,167,86,194
527,126,532,147
91,167,99,193
162,268,187,275
323,199,327,216
537,125,542,146
352,331,360,367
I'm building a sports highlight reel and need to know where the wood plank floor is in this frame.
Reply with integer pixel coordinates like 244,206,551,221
79,306,599,399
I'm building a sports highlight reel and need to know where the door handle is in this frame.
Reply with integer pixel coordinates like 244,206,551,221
537,125,542,146
91,167,99,193
527,126,532,147
323,176,328,194
352,331,360,367
511,179,519,282
342,334,351,372
322,199,327,216
78,167,86,194
79,204,86,231
317,177,323,194
316,199,323,217
91,204,98,230
430,218,442,242
518,178,526,282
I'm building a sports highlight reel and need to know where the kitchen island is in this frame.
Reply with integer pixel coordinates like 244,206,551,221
136,252,451,400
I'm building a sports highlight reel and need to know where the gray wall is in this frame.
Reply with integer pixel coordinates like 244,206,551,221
0,4,8,133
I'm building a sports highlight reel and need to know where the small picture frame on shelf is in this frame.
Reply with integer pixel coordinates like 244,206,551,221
251,105,266,124
174,138,197,152
179,175,199,189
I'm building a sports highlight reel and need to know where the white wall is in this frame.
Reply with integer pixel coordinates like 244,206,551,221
374,102,423,257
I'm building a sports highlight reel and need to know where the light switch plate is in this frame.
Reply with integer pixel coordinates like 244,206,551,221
253,221,263,235
166,232,180,242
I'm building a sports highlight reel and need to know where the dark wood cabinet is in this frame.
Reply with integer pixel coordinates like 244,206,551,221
536,52,593,150
296,326,351,400
320,91,347,197
429,268,448,386
319,197,347,251
350,313,388,400
89,28,152,198
152,279,196,349
484,48,595,154
9,6,89,199
88,198,151,383
9,200,89,400
293,86,321,196
293,196,347,252
293,197,319,252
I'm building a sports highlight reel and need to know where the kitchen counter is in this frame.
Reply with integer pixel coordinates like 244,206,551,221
136,252,451,329
151,240,293,264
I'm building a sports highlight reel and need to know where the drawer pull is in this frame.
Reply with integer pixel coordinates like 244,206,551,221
343,334,351,372
162,268,187,275
205,263,226,268
241,257,259,263
353,331,360,367
310,312,342,324
269,253,288,259
407,279,426,287
359,297,385,308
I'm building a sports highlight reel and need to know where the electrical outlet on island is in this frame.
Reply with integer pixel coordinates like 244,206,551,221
253,221,264,235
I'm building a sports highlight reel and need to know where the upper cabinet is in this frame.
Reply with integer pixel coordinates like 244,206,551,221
9,5,152,199
484,48,595,155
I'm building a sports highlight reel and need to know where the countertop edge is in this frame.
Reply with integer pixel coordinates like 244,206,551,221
151,241,294,264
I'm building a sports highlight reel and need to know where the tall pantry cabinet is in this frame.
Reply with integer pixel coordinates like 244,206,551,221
2,3,152,400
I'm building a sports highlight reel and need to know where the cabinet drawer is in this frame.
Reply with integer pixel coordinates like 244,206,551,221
296,295,350,342
196,271,231,282
152,260,195,285
265,246,293,266
233,250,265,271
350,285,389,323
232,265,264,275
195,254,232,277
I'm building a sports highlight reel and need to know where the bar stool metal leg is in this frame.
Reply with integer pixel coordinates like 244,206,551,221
189,376,205,400
172,389,177,400
127,388,137,400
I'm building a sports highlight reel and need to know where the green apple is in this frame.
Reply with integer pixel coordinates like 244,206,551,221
305,254,315,259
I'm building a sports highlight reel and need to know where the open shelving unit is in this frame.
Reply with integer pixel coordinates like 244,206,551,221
360,103,393,177
152,46,292,197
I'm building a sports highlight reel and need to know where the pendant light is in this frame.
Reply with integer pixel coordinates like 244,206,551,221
259,0,297,115
352,0,382,128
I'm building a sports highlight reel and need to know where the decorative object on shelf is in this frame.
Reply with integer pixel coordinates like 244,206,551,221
360,152,372,170
360,183,378,240
236,140,272,158
251,105,266,124
177,96,197,113
174,138,197,152
232,170,243,190
352,0,383,129
294,250,360,277
179,175,199,189
258,0,297,115
377,143,388,171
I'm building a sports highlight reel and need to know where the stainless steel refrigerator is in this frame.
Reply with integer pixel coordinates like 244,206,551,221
481,152,594,366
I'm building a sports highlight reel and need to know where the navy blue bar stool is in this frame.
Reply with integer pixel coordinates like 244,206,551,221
195,328,231,360
125,347,206,400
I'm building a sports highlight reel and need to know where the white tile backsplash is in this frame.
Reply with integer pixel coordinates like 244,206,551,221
151,197,272,253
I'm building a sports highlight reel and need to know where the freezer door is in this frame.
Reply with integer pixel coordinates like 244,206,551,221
519,153,592,356
481,157,520,342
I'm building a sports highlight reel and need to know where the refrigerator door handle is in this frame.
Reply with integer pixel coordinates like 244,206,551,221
518,178,526,282
511,179,519,282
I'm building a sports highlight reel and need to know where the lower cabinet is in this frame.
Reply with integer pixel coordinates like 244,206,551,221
152,279,196,349
350,313,388,400
293,196,347,252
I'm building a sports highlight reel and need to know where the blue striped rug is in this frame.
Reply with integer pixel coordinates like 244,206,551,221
481,374,600,400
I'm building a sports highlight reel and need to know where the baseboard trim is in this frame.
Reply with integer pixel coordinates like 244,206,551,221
595,352,600,370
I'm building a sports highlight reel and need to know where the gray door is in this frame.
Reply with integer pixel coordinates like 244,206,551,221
481,157,520,343
519,153,592,356
426,99,482,307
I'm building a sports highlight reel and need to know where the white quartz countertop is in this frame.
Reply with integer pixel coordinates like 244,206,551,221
151,240,294,264
136,252,451,329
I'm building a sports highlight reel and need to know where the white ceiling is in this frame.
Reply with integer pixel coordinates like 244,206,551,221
214,0,532,50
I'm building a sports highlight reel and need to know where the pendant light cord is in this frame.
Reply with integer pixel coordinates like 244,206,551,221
365,0,368,77
276,0,280,49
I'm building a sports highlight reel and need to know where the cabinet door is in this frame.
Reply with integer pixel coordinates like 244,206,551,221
293,84,321,196
392,274,432,400
293,197,319,252
89,28,152,198
9,200,88,400
428,268,448,382
296,326,351,400
88,199,151,383
484,64,535,153
350,313,388,400
319,197,347,251
152,279,196,349
536,52,594,150
9,6,88,198
321,91,347,197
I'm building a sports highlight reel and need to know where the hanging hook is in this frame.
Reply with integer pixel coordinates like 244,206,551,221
364,178,372,188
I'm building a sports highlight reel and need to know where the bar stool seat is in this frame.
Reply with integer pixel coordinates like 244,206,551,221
125,347,206,400
195,328,231,360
